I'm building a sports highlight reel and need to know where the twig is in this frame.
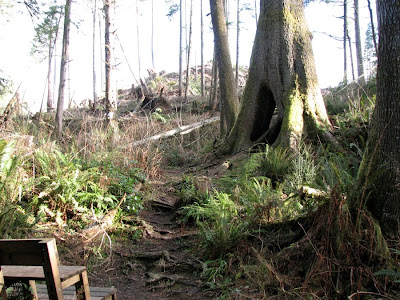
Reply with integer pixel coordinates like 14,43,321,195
348,291,395,300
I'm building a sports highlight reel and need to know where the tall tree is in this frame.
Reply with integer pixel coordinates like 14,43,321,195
31,4,62,113
220,0,334,153
104,0,118,136
151,0,155,69
184,0,193,102
343,0,348,84
209,0,239,137
92,0,98,110
55,0,72,138
200,0,205,98
353,0,400,237
136,0,142,79
367,0,377,55
235,0,240,89
354,0,364,83
179,0,183,96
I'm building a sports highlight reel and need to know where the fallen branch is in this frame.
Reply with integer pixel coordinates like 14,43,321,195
129,116,220,147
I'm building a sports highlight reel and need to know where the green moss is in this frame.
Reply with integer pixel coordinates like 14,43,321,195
276,86,304,149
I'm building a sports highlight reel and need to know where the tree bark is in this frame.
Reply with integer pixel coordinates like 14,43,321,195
47,34,54,112
136,0,142,79
354,0,364,84
367,0,378,55
184,0,193,103
104,0,118,138
179,0,183,97
347,32,355,81
353,0,400,237
220,0,333,153
92,0,98,110
55,0,72,139
200,0,205,98
343,0,348,84
209,0,239,137
235,0,240,90
151,0,155,69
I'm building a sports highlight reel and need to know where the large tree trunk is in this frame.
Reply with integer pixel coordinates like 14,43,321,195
220,0,333,153
104,0,118,137
209,0,239,137
353,0,400,237
55,0,72,139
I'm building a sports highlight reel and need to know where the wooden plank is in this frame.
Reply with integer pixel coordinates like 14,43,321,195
40,239,64,300
29,280,38,300
36,284,116,300
0,239,45,266
2,266,86,281
0,267,8,300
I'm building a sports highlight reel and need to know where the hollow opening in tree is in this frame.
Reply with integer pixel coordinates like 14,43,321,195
250,85,280,144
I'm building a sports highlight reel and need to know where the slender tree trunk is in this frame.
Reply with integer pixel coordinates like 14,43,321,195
200,0,205,98
151,0,155,69
209,0,239,137
209,45,218,109
92,0,98,110
184,0,193,103
220,0,334,153
354,0,364,84
343,0,348,84
99,10,104,91
354,0,400,237
254,0,258,25
235,0,240,90
104,0,118,138
136,0,142,79
179,0,183,96
55,0,72,138
347,32,355,81
367,0,378,56
47,34,54,112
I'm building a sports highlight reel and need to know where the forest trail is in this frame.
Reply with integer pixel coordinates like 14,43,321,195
91,169,215,300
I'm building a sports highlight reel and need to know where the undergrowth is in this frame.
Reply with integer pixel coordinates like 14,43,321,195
177,79,399,299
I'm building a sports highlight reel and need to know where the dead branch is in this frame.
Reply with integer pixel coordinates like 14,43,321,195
129,116,220,147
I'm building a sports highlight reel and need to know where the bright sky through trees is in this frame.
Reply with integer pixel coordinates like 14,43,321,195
0,0,374,112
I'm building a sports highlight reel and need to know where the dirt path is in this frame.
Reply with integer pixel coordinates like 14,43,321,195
90,171,215,300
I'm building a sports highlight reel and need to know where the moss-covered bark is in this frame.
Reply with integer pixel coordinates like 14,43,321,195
220,0,333,153
209,0,239,137
352,0,400,237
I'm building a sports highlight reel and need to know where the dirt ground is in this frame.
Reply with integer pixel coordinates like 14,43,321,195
88,169,218,300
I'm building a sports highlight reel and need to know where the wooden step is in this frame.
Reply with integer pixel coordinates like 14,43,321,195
35,284,117,300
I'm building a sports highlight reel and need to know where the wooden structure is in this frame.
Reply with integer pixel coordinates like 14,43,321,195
0,238,116,300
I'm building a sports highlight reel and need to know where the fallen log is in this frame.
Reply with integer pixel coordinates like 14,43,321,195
129,116,220,147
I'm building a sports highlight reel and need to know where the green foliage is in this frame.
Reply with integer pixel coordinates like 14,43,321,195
31,4,63,60
284,143,317,194
30,147,116,226
0,139,35,238
166,3,179,20
92,158,146,214
151,108,168,123
316,151,359,195
245,145,293,184
182,191,249,258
